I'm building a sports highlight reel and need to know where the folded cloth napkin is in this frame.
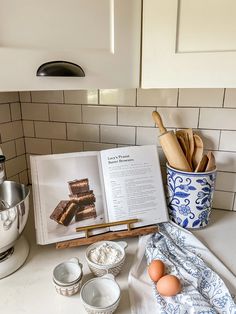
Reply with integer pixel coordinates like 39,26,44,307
128,222,236,314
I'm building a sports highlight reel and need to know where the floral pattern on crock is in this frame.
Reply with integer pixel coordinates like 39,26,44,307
145,222,236,314
166,167,216,228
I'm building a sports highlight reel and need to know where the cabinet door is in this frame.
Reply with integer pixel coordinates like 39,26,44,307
0,0,141,91
142,0,236,88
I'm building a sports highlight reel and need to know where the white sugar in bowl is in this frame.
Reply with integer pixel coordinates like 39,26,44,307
85,241,127,277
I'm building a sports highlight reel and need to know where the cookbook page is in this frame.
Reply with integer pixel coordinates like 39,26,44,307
31,151,108,244
100,145,169,231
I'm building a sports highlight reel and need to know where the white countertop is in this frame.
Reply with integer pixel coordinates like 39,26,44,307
1,209,236,314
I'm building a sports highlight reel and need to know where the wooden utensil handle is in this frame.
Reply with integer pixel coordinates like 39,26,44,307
152,111,167,135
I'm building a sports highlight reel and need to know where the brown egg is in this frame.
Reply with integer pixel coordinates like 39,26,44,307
147,260,165,282
156,274,181,296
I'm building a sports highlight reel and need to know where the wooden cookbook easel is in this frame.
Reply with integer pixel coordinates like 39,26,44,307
56,218,158,249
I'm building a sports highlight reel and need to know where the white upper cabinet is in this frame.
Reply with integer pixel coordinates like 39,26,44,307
0,0,141,91
142,0,236,88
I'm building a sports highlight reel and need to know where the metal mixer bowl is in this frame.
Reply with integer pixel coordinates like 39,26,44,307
0,181,30,254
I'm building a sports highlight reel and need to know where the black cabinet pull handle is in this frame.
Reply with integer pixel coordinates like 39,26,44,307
36,61,85,77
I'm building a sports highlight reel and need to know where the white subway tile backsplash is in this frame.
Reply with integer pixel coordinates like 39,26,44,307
214,151,236,172
136,127,159,146
64,90,98,104
137,89,178,107
1,141,16,160
0,121,23,142
179,89,224,107
15,138,25,156
193,129,220,150
22,121,35,137
101,125,135,144
199,108,236,130
8,174,19,183
67,123,99,142
19,92,31,103
0,104,11,123
219,131,236,151
224,89,236,108
0,92,19,104
1,88,236,211
52,140,83,154
157,108,199,128
31,91,63,103
49,104,82,123
215,172,236,192
21,103,49,121
82,105,117,125
35,121,66,139
5,155,27,178
84,142,116,151
19,170,28,185
213,190,234,210
10,102,21,120
100,89,136,106
25,138,51,155
118,107,155,126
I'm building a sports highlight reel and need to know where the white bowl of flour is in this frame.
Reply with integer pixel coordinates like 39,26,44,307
86,241,127,277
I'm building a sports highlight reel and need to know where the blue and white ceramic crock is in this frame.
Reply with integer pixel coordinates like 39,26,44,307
166,164,217,229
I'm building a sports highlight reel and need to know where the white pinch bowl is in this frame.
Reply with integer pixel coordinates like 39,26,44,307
85,241,127,277
53,278,83,297
52,257,83,296
80,274,121,314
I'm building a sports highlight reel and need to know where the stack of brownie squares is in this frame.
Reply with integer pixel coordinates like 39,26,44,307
50,178,97,226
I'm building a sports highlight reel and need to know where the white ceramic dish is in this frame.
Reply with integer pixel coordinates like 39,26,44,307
85,241,127,277
80,274,120,314
53,257,82,286
52,257,83,296
53,277,83,296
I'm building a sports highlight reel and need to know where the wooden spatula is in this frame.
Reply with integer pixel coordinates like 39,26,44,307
205,151,216,172
186,129,194,168
195,154,208,172
176,129,194,170
192,134,204,170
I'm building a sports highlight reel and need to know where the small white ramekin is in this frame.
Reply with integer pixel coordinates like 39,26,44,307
52,257,83,296
53,278,83,296
85,241,127,277
80,274,120,314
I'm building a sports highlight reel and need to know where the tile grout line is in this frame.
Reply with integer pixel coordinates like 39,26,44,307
232,193,236,211
197,107,200,128
176,88,180,107
222,88,226,107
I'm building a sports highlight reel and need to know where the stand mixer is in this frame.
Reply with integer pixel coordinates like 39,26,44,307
0,148,30,279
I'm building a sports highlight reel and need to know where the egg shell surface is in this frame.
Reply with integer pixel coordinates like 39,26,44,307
156,274,181,296
147,260,165,282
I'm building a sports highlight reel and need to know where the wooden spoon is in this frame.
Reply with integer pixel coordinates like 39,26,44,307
195,154,208,172
205,151,216,172
192,134,204,170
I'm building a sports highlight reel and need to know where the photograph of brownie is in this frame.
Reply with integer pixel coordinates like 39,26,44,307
49,200,79,226
68,178,89,194
49,178,97,226
75,204,97,221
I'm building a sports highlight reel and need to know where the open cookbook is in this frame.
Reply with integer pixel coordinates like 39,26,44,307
30,145,169,244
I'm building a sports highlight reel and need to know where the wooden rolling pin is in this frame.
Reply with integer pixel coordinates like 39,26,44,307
152,111,192,172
